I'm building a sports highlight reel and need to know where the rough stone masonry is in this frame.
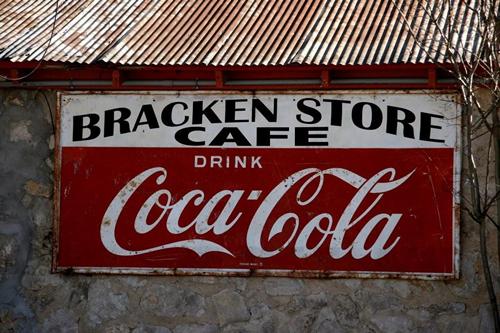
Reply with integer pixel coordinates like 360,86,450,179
0,89,497,332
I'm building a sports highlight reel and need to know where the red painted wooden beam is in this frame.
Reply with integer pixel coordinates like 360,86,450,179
0,61,455,91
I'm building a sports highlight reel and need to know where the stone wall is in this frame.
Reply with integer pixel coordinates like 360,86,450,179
0,89,497,332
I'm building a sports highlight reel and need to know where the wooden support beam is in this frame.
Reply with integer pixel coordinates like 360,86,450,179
321,70,331,88
8,69,20,84
427,67,437,88
112,70,122,88
215,70,224,88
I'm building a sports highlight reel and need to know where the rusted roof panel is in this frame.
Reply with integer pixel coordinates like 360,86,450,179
0,0,483,66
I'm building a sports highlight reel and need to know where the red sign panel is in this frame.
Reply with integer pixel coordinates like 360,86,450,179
54,92,459,278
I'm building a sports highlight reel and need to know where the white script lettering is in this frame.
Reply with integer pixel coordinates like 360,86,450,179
100,167,414,260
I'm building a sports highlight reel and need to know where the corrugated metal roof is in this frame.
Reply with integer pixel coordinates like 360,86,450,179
0,0,482,66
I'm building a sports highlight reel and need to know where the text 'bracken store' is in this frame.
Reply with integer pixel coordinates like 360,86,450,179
1,1,497,332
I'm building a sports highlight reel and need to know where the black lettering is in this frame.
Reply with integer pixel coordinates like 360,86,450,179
420,112,445,142
210,127,251,146
352,102,382,130
252,98,277,122
324,99,349,126
296,98,321,124
175,127,205,146
104,108,131,137
161,102,189,127
73,114,100,141
256,127,289,146
226,99,249,123
295,127,328,146
192,100,221,124
132,104,160,132
386,106,416,138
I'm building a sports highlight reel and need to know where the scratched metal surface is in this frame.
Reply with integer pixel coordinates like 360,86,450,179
0,0,481,66
51,90,461,279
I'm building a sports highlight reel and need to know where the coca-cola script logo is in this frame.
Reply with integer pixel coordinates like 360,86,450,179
101,167,414,261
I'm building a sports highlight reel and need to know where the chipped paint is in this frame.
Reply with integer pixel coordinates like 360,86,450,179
53,90,461,279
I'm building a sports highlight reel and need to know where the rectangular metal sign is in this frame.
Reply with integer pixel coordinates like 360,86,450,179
54,91,460,279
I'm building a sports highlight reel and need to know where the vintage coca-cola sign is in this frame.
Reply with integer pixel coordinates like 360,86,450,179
54,91,460,278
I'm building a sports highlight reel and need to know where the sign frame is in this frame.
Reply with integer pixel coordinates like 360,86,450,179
52,90,461,280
